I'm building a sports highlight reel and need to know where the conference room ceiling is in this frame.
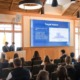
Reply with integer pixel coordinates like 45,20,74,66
0,0,79,17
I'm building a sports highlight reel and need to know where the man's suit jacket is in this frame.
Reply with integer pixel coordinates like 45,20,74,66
9,45,14,51
2,46,9,52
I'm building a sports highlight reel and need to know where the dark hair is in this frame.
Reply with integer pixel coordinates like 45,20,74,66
13,58,22,67
57,66,69,80
14,53,19,59
5,42,8,44
12,42,15,44
44,55,51,64
20,57,25,66
61,49,65,54
33,51,40,58
70,52,75,58
36,70,49,80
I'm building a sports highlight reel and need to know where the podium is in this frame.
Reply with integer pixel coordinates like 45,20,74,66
5,50,26,60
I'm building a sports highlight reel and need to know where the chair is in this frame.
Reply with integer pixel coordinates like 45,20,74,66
54,59,61,64
25,61,32,66
32,60,42,65
24,66,32,72
9,62,14,68
66,67,76,80
32,65,44,76
45,64,57,78
1,62,9,68
2,68,13,79
51,72,57,80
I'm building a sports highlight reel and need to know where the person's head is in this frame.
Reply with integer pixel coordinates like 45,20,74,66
57,66,68,80
12,42,15,45
44,55,51,64
13,58,22,68
36,70,49,80
14,53,19,59
5,42,8,46
65,56,71,64
70,52,75,58
61,49,65,54
33,51,40,58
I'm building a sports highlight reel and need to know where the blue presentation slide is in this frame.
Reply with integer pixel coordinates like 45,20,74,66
31,19,70,47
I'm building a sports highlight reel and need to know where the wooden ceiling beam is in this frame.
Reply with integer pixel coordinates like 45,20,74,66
9,0,14,10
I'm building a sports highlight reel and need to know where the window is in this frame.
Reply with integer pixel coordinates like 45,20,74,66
0,23,22,55
75,27,80,59
46,0,53,4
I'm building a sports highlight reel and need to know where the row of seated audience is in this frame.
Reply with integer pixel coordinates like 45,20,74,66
0,49,80,80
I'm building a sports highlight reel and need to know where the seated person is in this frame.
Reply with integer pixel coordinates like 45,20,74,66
31,51,41,61
9,42,15,51
36,70,49,80
74,56,80,80
60,49,67,60
65,56,76,80
70,52,77,64
6,58,30,80
9,53,19,63
41,55,52,65
52,66,70,80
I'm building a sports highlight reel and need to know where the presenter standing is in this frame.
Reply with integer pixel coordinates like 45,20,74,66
9,42,15,51
2,42,9,52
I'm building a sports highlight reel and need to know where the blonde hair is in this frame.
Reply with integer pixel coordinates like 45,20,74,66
36,70,49,80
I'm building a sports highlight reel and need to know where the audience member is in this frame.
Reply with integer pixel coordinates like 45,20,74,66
41,55,51,65
74,56,80,80
6,58,30,80
60,49,67,61
9,53,19,63
70,52,77,64
9,42,15,51
31,51,41,61
2,42,9,52
52,66,70,80
65,56,76,80
57,66,70,80
65,56,72,66
36,70,49,80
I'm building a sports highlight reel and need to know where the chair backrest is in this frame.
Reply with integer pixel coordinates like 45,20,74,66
1,62,9,68
32,65,44,76
25,61,32,66
2,68,13,79
51,72,57,80
9,62,14,68
66,67,76,80
54,59,61,64
23,66,32,72
32,60,42,65
45,64,57,78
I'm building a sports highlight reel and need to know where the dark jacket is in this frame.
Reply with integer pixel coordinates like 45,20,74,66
11,67,30,80
9,45,15,51
2,46,9,52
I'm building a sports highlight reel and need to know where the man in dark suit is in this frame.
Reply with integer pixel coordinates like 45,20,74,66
9,42,15,51
60,49,67,60
2,42,9,52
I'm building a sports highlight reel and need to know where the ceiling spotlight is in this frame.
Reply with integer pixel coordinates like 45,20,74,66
52,0,58,7
19,0,42,10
